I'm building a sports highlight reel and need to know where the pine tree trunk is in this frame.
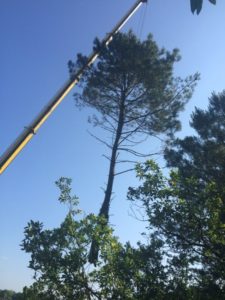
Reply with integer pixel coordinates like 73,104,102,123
89,91,125,264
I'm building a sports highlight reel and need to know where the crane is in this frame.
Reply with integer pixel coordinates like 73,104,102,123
0,0,147,174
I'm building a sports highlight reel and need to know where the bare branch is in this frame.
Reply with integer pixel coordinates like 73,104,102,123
102,154,111,161
116,152,120,160
116,159,139,164
115,168,135,176
99,124,115,134
119,124,144,145
128,204,149,222
122,130,166,143
149,133,166,143
120,135,149,148
87,130,112,149
103,116,117,131
107,112,119,124
118,147,161,158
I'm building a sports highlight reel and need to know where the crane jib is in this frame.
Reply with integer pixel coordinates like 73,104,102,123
0,0,148,174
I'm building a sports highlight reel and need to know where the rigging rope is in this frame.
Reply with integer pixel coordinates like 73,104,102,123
138,0,148,39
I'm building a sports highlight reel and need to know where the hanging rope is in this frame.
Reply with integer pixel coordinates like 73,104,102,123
138,0,148,39
120,1,148,39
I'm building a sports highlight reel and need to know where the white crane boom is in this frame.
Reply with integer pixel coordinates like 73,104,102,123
0,0,147,174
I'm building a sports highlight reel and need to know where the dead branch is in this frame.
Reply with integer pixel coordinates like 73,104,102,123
115,168,135,176
87,130,112,149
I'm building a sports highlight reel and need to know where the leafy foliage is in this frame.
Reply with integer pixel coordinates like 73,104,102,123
0,290,23,300
22,178,113,299
129,160,225,298
190,0,216,14
22,147,225,299
23,176,212,299
165,91,225,286
128,92,225,298
21,178,169,299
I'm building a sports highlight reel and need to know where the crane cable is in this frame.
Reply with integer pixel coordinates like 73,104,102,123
137,0,148,39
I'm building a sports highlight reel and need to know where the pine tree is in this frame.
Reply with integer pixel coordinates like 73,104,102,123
69,30,198,264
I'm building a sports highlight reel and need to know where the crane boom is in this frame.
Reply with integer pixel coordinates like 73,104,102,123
0,0,147,174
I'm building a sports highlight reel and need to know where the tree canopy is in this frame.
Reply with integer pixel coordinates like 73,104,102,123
0,289,23,300
128,91,225,298
21,178,169,299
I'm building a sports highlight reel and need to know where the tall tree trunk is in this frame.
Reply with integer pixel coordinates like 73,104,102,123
89,91,125,264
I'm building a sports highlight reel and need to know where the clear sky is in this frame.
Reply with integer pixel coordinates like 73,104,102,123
1,0,225,292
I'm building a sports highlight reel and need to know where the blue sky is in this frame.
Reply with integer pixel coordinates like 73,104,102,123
1,0,225,292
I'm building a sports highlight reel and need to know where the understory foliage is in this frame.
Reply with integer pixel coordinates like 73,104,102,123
21,178,168,300
22,92,225,299
0,289,23,300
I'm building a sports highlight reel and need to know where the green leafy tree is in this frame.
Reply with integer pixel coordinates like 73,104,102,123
24,176,205,299
22,177,171,299
22,178,114,299
69,30,198,263
22,169,225,299
92,234,168,300
128,92,225,298
165,91,225,290
0,290,23,300
128,159,225,299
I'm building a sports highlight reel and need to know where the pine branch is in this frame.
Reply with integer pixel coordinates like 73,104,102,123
116,159,139,164
117,147,161,158
115,168,135,176
87,130,112,149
